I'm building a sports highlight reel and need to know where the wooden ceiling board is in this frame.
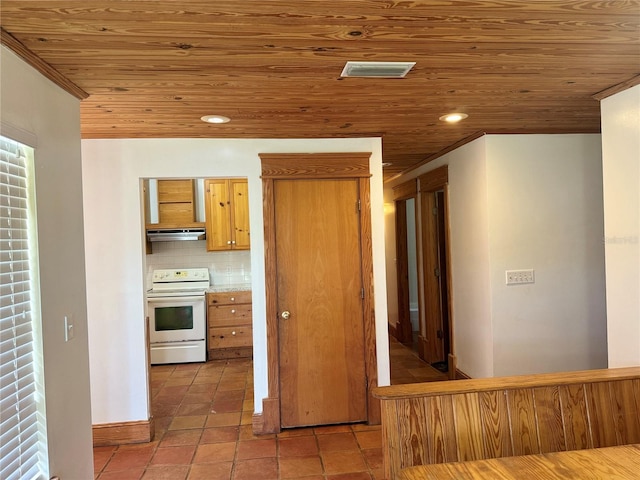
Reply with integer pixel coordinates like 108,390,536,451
1,0,639,177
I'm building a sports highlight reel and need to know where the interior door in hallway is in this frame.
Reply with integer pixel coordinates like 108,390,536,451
274,178,367,428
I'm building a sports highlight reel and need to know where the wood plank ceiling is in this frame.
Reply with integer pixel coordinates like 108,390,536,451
1,1,639,178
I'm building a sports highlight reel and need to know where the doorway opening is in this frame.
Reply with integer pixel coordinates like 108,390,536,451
390,180,448,385
392,180,421,354
418,166,455,377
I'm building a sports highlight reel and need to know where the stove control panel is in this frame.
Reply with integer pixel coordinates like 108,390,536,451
152,268,210,283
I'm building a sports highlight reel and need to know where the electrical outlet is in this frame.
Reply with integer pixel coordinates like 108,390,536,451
506,269,535,285
64,315,75,341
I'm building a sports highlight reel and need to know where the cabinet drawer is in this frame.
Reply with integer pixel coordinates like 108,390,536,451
209,326,252,348
207,291,252,306
208,304,252,327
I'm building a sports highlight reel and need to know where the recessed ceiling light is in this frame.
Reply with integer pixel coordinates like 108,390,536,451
382,162,393,167
201,115,230,124
439,112,468,123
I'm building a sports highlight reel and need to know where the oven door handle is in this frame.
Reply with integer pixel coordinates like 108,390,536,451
147,295,205,304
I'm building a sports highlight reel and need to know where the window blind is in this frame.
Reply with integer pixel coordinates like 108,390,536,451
0,136,46,480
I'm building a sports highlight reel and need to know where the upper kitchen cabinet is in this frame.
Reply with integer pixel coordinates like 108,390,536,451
157,179,197,224
145,179,206,229
205,178,250,251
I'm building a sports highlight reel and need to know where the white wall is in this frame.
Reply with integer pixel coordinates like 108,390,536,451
406,199,419,327
446,139,494,378
387,137,494,378
0,47,94,478
601,84,640,367
385,134,607,378
384,191,399,329
487,135,607,375
82,138,389,424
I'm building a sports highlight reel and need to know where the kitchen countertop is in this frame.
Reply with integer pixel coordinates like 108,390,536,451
207,285,251,293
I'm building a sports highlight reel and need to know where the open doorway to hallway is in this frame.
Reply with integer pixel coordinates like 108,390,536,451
390,166,456,382
389,337,448,385
390,179,447,385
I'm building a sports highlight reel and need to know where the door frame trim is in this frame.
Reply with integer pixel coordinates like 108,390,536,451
255,152,379,433
392,179,421,348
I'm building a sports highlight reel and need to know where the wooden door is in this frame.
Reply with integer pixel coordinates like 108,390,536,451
418,165,454,373
205,179,231,251
275,178,367,427
435,191,451,359
422,191,445,363
230,179,250,249
394,199,413,345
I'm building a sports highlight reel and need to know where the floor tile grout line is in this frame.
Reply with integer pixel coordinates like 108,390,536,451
98,356,393,479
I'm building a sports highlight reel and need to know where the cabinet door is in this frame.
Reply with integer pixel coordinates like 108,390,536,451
158,179,196,224
158,179,194,203
230,179,250,250
205,179,232,251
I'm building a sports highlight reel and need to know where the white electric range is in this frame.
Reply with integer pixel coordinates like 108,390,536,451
146,268,210,364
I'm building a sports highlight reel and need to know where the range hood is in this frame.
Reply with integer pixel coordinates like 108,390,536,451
146,228,206,242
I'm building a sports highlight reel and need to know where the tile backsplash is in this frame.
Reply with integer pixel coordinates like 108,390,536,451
145,240,251,289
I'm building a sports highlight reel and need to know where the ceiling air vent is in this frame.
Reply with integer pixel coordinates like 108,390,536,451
340,61,416,78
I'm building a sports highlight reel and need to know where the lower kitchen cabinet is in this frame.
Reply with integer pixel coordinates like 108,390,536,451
207,290,253,359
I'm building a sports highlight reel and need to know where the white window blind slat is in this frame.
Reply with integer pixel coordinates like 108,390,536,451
0,136,46,480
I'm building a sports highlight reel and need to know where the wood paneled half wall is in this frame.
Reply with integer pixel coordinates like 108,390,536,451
373,367,640,479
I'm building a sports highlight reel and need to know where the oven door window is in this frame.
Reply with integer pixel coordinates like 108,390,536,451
155,306,193,331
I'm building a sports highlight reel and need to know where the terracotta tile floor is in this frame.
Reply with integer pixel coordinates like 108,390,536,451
94,340,445,479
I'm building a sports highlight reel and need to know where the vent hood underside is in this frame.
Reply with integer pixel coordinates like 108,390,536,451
146,228,206,242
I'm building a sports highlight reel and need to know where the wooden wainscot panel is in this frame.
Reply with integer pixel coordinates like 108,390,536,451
506,388,540,456
559,384,593,450
373,366,640,479
586,381,619,448
93,419,154,447
452,392,484,462
534,386,566,453
478,390,512,459
609,379,640,445
401,398,430,467
425,395,457,464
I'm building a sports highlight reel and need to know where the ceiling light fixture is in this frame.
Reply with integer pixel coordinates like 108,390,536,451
201,115,230,124
439,112,468,123
382,162,393,167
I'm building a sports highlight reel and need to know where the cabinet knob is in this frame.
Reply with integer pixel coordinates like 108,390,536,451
230,297,235,302
227,240,232,245
281,310,291,320
231,331,236,336
231,309,236,314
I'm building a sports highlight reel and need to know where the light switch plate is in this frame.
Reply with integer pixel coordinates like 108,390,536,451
506,269,535,285
64,315,75,341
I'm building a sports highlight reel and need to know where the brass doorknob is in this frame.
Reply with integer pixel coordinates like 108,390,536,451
281,311,291,320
